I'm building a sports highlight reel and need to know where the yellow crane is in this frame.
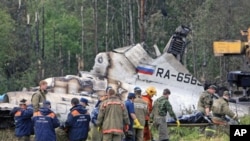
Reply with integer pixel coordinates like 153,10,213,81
213,28,250,102
213,27,250,61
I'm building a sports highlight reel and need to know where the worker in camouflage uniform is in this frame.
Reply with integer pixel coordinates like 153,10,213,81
97,88,130,141
197,85,217,116
151,88,180,141
211,91,238,135
31,80,48,112
141,86,157,141
133,87,148,141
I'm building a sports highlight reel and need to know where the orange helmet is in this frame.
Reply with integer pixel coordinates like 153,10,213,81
146,86,157,97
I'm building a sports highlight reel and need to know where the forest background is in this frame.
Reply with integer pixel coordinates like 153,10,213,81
1,0,250,93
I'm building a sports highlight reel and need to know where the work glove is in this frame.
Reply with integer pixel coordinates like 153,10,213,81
97,126,102,132
237,119,241,125
133,118,144,129
124,124,129,132
176,120,180,127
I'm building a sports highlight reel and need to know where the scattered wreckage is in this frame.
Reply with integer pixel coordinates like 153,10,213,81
0,25,249,129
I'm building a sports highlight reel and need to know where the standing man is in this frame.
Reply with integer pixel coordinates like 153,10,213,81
197,85,216,134
151,89,180,141
90,90,109,141
133,87,148,141
65,98,90,141
125,92,144,141
142,86,157,141
90,86,111,141
197,85,217,116
97,88,130,141
31,80,48,112
32,100,60,141
80,97,89,109
211,91,238,135
10,99,33,141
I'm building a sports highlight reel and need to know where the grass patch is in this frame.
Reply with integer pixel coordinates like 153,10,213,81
239,115,250,124
0,129,16,141
1,115,250,141
151,115,250,141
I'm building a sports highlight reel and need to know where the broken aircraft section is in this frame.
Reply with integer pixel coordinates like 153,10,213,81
0,25,250,128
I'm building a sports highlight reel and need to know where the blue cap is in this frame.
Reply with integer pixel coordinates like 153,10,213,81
80,98,89,105
127,92,136,99
43,100,51,107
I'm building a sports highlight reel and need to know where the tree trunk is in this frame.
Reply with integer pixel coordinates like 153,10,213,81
93,0,98,54
42,5,45,59
35,12,40,54
68,50,70,73
105,0,109,51
138,0,145,42
121,0,126,46
81,5,85,70
128,0,134,44
191,24,197,78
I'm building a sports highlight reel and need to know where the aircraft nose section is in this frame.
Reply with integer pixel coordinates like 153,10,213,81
0,94,8,103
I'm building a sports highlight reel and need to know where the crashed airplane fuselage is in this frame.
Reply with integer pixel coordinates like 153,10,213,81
0,26,249,127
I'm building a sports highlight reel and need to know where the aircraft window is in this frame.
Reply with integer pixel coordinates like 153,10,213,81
56,103,67,114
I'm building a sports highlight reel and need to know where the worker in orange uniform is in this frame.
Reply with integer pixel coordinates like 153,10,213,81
141,86,157,141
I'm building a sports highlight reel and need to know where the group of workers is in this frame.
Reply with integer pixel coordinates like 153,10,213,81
11,80,91,141
10,80,238,141
93,86,180,141
197,85,239,136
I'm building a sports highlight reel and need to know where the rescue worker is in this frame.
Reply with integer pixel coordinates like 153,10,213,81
197,85,217,134
32,100,60,141
65,98,90,141
197,85,217,116
31,80,48,112
151,88,180,141
89,86,111,141
90,95,107,141
90,90,109,141
80,97,89,108
133,87,148,141
10,99,33,141
96,88,130,141
141,86,157,141
125,92,144,141
211,91,238,135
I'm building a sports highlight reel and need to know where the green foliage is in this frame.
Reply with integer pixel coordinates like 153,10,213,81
152,125,229,141
239,115,250,124
168,127,229,141
0,6,15,93
1,0,250,91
